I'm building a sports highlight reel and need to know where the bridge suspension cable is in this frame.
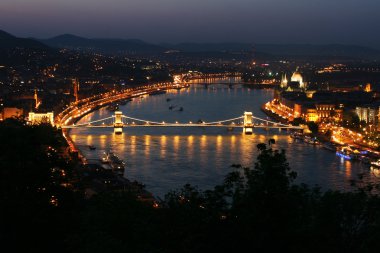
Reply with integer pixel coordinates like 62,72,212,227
70,116,115,127
202,116,244,125
251,115,292,127
121,115,166,125
121,115,244,126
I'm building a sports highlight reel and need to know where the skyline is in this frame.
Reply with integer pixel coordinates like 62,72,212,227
1,0,380,48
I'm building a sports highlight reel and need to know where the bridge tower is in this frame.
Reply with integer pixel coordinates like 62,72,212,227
114,111,123,134
243,111,253,135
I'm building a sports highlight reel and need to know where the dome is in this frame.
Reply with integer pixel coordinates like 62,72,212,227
290,71,305,89
291,72,303,83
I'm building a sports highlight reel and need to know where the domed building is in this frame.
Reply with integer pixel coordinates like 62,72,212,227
291,71,304,88
279,69,306,91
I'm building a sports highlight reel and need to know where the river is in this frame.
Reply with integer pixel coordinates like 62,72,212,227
70,81,377,197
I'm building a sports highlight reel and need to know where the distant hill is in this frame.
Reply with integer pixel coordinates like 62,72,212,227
165,43,253,53
2,29,378,60
0,30,48,49
255,44,380,59
166,43,380,60
39,34,165,54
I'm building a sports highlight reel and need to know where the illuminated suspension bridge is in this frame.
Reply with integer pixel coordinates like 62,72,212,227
61,111,304,134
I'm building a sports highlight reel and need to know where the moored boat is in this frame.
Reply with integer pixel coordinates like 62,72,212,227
107,152,126,171
101,152,110,163
101,151,126,173
336,146,360,160
290,132,303,139
107,103,119,111
304,136,320,145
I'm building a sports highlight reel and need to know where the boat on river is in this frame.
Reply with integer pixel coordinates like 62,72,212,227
101,152,110,163
101,152,126,176
173,84,190,90
101,151,125,171
290,132,303,140
107,103,119,111
336,146,360,160
304,136,320,145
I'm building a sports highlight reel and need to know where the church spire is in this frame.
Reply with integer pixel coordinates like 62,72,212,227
73,78,79,102
34,88,38,109
281,73,288,88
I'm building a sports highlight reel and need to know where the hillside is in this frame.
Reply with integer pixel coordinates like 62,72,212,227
39,34,165,54
0,30,48,49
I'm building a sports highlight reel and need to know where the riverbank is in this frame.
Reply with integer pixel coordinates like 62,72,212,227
260,104,290,124
261,100,380,164
78,162,156,203
243,83,279,89
63,131,158,204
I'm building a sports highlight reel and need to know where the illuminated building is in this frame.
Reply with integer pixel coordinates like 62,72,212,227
277,92,343,123
280,74,288,88
355,105,380,130
305,108,318,122
306,90,316,98
364,83,372,92
34,89,40,109
2,107,24,119
28,112,54,126
290,70,305,89
280,69,306,91
316,104,336,119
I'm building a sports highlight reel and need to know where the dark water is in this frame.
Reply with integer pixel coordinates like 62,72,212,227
70,83,378,197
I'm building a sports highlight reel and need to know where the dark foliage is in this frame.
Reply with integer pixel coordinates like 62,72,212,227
1,120,380,252
0,119,79,253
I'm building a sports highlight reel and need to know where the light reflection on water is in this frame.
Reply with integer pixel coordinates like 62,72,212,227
70,83,378,197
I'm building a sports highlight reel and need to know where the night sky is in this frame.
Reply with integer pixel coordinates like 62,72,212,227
1,0,379,47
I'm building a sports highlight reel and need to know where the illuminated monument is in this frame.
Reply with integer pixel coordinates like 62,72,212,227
291,70,305,89
28,112,54,126
280,69,306,91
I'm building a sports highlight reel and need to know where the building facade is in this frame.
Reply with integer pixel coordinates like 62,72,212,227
28,112,54,126
355,106,379,130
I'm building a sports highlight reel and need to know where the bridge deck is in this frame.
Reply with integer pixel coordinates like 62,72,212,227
62,124,303,130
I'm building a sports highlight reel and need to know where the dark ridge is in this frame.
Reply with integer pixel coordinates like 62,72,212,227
0,30,48,49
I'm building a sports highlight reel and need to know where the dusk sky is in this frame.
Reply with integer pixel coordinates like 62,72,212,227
1,0,379,47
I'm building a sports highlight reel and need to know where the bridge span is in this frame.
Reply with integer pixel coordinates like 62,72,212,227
62,111,304,134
